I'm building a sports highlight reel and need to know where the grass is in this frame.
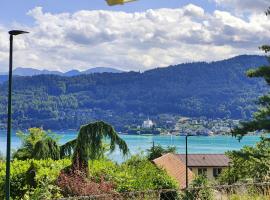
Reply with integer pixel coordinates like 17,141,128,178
229,194,270,200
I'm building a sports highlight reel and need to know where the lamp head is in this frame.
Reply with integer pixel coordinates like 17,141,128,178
9,30,29,36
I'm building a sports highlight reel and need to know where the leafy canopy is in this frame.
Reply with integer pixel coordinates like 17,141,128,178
53,121,129,174
14,121,129,171
219,137,270,184
69,121,128,172
147,144,176,160
0,156,178,199
13,128,60,160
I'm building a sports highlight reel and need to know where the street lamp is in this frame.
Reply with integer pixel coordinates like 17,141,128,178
5,30,29,200
106,0,137,6
185,134,195,189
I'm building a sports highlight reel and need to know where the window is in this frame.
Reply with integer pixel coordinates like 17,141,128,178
213,168,222,178
198,168,207,176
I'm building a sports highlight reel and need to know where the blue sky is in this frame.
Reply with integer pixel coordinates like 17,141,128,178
0,0,269,72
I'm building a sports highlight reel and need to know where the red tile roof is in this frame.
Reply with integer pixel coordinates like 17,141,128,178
178,154,230,167
153,153,194,189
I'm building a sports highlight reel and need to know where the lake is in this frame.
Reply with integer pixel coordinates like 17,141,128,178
0,130,262,162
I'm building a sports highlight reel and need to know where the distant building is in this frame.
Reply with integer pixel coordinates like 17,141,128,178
178,117,190,123
153,153,230,188
142,118,154,129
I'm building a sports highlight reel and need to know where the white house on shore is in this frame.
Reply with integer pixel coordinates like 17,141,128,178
142,118,154,129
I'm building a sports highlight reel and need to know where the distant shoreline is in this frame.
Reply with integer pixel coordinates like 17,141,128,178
0,129,264,138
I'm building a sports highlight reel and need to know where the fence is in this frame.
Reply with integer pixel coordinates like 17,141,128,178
58,182,270,200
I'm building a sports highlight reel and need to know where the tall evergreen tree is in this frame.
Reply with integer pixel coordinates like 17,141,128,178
232,45,270,139
13,128,60,160
14,122,128,173
33,137,60,160
61,121,129,173
231,7,270,138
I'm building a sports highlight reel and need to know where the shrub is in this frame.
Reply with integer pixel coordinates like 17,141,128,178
181,175,214,200
90,155,178,192
0,156,178,199
57,167,115,197
0,159,70,200
218,137,270,185
56,155,178,197
22,178,63,200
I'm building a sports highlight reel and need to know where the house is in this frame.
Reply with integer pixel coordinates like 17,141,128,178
152,153,194,189
142,118,154,129
178,154,230,180
152,153,230,188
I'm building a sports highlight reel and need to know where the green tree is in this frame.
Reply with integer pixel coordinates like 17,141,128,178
232,57,270,138
147,144,176,160
219,137,270,184
32,138,60,160
13,128,60,160
61,121,129,173
14,122,128,175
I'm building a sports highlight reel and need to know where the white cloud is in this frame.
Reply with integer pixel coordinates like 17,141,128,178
182,4,205,18
0,4,269,72
214,0,269,13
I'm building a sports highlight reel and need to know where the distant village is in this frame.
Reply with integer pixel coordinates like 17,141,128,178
124,116,240,136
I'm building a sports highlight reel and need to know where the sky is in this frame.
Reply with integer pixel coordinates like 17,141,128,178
0,0,269,72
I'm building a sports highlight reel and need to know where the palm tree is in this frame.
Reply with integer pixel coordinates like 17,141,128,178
61,121,129,173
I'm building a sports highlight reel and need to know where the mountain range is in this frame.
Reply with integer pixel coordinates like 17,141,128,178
0,55,268,130
0,67,123,79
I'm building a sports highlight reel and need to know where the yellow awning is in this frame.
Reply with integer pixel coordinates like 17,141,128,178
106,0,137,6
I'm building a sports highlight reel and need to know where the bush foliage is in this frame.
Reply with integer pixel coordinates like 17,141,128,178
181,175,213,200
13,128,61,160
0,156,177,199
219,137,270,184
147,144,176,160
0,159,70,199
91,155,178,192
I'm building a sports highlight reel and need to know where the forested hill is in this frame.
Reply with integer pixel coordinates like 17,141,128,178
0,55,268,130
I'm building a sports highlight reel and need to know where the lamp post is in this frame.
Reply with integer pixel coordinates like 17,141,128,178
185,134,195,189
5,30,28,200
185,135,189,188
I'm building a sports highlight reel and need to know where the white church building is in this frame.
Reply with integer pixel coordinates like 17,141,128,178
142,118,154,129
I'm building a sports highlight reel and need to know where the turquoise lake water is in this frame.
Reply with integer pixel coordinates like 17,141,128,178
0,130,262,162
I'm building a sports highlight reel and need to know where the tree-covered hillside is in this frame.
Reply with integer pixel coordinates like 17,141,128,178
0,55,268,130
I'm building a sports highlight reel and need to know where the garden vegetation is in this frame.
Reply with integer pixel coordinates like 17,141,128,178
0,123,178,199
